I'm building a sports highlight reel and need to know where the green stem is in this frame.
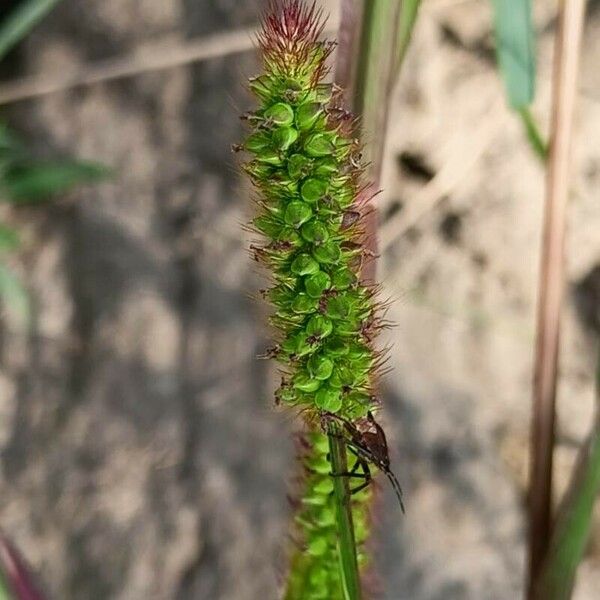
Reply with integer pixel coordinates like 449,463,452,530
534,347,600,599
328,426,361,600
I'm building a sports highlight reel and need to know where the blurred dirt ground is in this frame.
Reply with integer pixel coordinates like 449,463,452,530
0,1,599,599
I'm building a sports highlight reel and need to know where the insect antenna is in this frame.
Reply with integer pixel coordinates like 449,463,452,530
383,468,405,514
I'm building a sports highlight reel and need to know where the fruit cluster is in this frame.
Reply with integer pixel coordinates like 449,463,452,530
239,0,383,420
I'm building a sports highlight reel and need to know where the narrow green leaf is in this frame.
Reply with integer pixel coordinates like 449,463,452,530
0,263,29,323
0,225,20,252
0,572,11,600
2,161,110,203
394,0,422,77
518,107,548,161
353,0,402,179
0,0,62,62
534,349,600,599
491,0,536,109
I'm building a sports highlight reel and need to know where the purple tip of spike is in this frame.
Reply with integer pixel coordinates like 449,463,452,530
0,531,46,600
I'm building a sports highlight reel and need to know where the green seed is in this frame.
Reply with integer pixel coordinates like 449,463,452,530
332,267,356,290
291,254,320,276
257,149,283,166
307,535,328,557
306,314,333,338
284,202,312,227
315,83,333,103
264,102,294,127
301,220,329,244
308,354,334,380
312,477,334,495
324,337,348,356
293,373,322,393
287,153,311,180
244,131,270,153
275,384,296,404
312,241,341,265
296,102,323,130
314,158,338,175
273,126,298,151
305,271,331,298
248,75,271,100
292,293,317,314
315,387,342,412
325,295,351,320
253,215,281,237
304,133,335,157
301,178,328,203
277,228,302,248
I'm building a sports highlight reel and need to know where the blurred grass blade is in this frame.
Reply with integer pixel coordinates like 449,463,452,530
534,350,600,599
0,0,62,62
519,106,548,161
394,0,422,77
0,263,29,323
0,225,20,252
491,0,547,159
353,0,400,181
2,161,110,203
0,530,46,600
491,0,535,109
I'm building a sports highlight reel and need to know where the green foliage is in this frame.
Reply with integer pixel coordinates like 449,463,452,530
491,0,547,160
0,123,109,321
0,0,62,61
491,0,535,109
0,263,29,322
241,1,382,421
2,160,110,203
284,432,370,600
394,0,422,76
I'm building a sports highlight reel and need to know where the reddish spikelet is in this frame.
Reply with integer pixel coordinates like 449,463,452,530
258,1,333,81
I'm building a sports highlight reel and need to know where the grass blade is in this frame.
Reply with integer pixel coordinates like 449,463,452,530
0,263,29,324
491,0,535,109
519,106,548,161
394,0,422,77
2,161,110,203
352,0,401,181
0,225,20,253
533,350,600,599
0,0,62,62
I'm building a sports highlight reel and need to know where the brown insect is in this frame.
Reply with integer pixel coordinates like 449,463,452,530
322,411,405,513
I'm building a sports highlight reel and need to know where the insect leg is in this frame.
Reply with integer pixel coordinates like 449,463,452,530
349,459,372,495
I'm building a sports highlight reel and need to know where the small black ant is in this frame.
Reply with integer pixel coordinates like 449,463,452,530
322,410,405,513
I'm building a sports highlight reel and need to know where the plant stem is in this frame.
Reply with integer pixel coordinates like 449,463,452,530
328,426,361,600
528,1,586,596
534,347,600,599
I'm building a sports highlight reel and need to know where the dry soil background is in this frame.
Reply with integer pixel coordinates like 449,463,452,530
0,1,599,599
